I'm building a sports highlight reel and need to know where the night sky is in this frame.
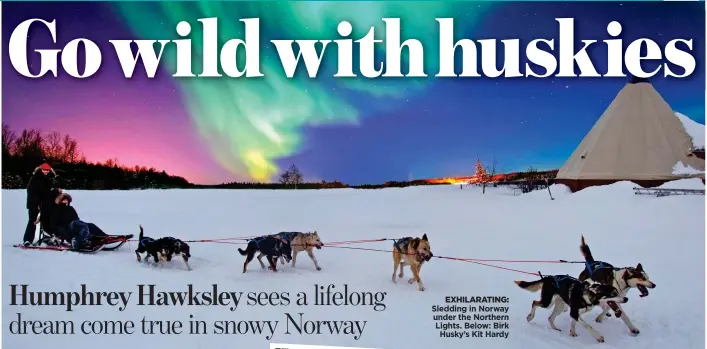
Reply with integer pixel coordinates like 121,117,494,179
2,1,705,185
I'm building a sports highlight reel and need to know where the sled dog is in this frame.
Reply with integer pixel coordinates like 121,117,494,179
239,235,293,273
134,226,192,271
257,231,324,270
515,275,627,342
391,234,433,291
577,235,655,334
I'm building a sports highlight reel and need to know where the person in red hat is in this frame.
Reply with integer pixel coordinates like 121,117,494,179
23,163,57,246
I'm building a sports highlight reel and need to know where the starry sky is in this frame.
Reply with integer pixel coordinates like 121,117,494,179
2,1,705,185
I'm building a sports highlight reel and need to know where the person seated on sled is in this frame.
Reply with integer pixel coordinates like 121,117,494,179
46,192,80,244
49,192,109,250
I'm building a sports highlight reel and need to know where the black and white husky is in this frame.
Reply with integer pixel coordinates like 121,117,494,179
577,235,656,335
515,274,627,343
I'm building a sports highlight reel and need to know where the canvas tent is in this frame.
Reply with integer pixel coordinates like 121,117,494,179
555,77,705,192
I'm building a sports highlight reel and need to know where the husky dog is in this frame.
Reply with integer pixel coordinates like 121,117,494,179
391,234,433,291
134,226,192,271
515,275,627,343
259,231,324,271
239,235,292,273
577,235,656,335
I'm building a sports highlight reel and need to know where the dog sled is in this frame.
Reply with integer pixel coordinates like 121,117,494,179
14,233,133,253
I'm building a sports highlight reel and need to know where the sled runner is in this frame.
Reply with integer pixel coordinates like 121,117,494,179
14,243,104,253
90,234,133,251
14,234,133,253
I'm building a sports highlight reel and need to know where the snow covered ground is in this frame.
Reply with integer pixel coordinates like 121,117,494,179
1,180,704,349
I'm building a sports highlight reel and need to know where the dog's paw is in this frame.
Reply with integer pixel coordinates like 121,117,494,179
596,336,605,343
630,328,640,335
408,278,416,284
569,330,578,337
595,316,604,323
418,286,425,291
526,314,534,322
316,266,322,271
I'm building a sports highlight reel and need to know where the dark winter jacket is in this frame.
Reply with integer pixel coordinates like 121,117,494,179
47,193,79,240
26,168,55,210
50,204,79,239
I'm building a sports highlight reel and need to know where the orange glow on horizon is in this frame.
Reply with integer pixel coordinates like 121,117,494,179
423,173,516,185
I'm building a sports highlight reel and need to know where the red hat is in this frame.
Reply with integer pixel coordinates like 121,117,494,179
40,163,52,171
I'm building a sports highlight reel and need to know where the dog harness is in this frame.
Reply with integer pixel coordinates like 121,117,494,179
394,237,411,253
139,237,154,248
550,274,578,289
279,232,298,243
585,261,612,277
249,236,267,248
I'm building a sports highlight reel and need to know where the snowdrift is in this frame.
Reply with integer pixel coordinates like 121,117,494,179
2,181,704,349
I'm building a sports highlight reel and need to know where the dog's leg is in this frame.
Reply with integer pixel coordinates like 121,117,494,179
410,263,425,291
291,250,299,268
614,306,640,335
407,261,415,284
527,286,554,322
135,251,141,262
243,251,256,273
547,297,564,331
408,263,424,284
594,305,611,322
392,252,402,283
399,261,406,279
267,255,278,272
256,252,266,269
182,255,192,271
306,249,321,271
400,261,422,284
569,310,605,342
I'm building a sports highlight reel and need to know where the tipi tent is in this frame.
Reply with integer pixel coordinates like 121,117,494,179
555,77,705,192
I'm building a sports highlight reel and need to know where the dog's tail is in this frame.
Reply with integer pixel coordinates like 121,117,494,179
238,248,247,256
579,234,595,264
138,225,144,241
514,279,544,292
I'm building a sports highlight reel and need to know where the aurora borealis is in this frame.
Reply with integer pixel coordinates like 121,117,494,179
3,1,705,185
111,2,495,182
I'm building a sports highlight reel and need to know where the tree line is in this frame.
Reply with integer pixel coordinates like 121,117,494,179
1,124,558,191
2,124,191,190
